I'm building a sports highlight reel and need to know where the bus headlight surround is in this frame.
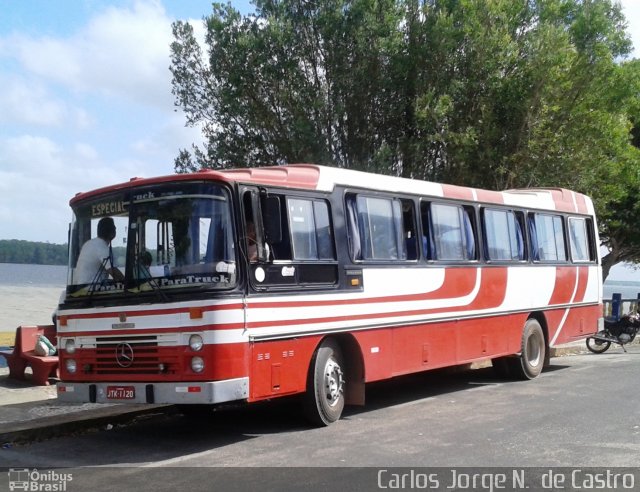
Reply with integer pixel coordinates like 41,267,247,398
65,339,76,354
191,356,204,373
189,334,203,351
66,359,77,374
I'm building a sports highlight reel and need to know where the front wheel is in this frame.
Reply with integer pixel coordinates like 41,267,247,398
303,339,345,426
586,336,611,354
509,318,546,380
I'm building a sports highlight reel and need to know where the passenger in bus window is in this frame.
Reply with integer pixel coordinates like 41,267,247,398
73,217,124,284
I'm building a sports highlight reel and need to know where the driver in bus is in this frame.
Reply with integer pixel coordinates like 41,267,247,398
73,217,125,285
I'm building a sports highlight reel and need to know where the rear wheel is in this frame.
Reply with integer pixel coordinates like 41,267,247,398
586,336,611,354
303,339,345,426
508,318,546,380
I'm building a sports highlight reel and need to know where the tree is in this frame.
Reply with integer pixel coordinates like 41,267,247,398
596,59,640,280
171,0,407,172
170,0,640,279
0,240,68,265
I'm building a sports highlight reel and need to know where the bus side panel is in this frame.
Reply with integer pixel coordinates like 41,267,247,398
388,315,524,377
390,321,458,377
455,314,526,363
545,304,601,346
352,329,394,382
249,336,321,401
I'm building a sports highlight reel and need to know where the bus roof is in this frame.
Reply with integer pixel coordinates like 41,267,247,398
70,164,593,215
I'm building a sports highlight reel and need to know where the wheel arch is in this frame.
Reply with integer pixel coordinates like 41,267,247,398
309,333,366,406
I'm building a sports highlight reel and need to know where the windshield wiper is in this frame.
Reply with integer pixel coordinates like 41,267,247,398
132,253,168,302
85,256,109,302
83,254,126,304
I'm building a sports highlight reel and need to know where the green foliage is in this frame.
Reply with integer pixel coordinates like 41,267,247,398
0,240,68,266
171,0,408,171
170,0,640,278
595,60,640,278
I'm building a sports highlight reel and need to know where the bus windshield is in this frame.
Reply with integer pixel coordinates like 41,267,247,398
67,182,236,298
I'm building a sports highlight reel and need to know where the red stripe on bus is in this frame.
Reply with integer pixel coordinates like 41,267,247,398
442,184,475,201
249,267,481,309
475,189,505,204
549,267,578,305
219,164,321,189
573,266,589,303
247,268,508,329
572,192,586,213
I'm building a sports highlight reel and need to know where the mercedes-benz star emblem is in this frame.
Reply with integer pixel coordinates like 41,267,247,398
115,343,134,368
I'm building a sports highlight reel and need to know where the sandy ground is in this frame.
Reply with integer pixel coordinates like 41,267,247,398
0,286,63,344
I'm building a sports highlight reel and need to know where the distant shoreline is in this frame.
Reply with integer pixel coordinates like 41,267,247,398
0,239,67,266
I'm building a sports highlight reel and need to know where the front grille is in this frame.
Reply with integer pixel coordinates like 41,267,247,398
94,335,175,375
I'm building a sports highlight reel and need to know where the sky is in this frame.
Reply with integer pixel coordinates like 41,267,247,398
0,0,252,245
1,0,639,248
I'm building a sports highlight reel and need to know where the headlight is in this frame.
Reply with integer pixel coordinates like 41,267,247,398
65,339,76,354
66,359,77,374
189,334,203,351
191,356,204,373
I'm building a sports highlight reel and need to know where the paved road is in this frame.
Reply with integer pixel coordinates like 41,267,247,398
1,347,639,490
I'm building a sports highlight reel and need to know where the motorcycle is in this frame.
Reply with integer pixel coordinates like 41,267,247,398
586,311,640,353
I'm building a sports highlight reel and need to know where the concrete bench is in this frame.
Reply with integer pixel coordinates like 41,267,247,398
0,325,59,386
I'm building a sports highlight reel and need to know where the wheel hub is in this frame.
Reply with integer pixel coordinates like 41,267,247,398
324,358,344,407
527,338,541,366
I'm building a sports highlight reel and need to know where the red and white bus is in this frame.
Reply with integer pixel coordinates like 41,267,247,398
56,165,602,425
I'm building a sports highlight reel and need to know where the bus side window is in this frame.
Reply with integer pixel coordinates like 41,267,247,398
483,208,525,261
265,195,291,261
420,201,432,260
287,198,335,261
568,217,593,262
529,213,567,262
346,194,413,261
345,195,362,260
463,207,476,260
427,202,476,261
401,199,418,261
356,195,399,260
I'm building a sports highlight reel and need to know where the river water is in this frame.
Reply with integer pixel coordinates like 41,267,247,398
0,263,66,333
0,263,67,287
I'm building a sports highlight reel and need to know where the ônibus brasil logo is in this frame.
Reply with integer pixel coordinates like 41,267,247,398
8,468,72,491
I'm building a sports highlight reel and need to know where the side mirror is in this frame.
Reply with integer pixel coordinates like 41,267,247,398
262,195,282,244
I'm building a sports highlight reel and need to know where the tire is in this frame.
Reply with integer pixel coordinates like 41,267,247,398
508,318,546,380
586,336,611,354
303,339,345,426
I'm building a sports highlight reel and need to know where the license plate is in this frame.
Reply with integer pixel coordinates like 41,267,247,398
106,386,135,400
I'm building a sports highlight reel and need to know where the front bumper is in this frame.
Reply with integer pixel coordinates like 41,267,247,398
57,377,249,404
